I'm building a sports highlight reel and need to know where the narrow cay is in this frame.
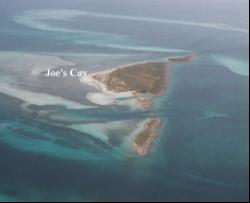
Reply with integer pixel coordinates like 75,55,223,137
133,118,162,156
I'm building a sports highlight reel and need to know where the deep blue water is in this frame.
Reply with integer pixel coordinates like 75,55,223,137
0,0,249,201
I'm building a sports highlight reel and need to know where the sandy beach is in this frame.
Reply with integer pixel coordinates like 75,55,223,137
81,71,137,107
80,60,170,110
81,55,194,109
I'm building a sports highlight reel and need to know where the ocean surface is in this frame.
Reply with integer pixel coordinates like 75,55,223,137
0,0,249,201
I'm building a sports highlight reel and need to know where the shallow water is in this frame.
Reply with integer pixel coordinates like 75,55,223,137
0,0,249,201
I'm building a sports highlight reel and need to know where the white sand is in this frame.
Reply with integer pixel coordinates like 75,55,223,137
0,82,95,109
81,69,137,107
86,92,116,106
81,59,160,87
80,61,165,109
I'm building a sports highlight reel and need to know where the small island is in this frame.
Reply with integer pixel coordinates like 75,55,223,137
90,62,170,110
167,55,195,64
133,118,162,156
92,62,169,96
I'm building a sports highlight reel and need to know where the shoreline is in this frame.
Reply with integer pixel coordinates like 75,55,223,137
80,54,194,110
80,55,194,156
80,61,167,110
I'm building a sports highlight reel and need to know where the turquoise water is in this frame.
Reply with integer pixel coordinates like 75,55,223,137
211,54,249,76
0,0,249,201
